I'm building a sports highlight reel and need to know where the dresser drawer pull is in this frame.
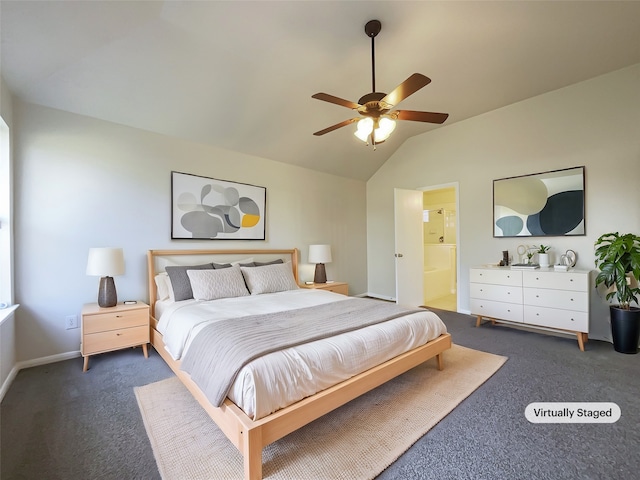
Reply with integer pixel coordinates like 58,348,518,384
116,315,123,318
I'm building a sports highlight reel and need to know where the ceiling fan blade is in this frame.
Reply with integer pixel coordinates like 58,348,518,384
313,118,359,136
381,73,431,108
312,93,361,110
394,110,449,124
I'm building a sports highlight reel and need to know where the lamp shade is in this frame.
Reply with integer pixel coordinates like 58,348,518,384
86,248,125,277
308,245,332,264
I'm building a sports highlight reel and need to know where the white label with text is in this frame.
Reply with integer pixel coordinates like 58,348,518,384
525,402,620,423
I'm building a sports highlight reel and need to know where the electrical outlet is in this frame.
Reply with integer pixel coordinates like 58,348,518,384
65,315,78,330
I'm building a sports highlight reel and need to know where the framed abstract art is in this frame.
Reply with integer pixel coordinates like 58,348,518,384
493,166,585,238
171,171,266,240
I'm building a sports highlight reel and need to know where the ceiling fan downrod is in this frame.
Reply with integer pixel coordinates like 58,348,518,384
365,20,381,94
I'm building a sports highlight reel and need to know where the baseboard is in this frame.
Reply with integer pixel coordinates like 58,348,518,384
17,350,81,370
0,350,81,402
0,364,19,403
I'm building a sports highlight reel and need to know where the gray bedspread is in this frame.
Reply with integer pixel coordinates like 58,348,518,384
180,297,424,407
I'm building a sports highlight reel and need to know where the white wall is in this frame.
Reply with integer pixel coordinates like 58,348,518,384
13,102,367,363
367,64,640,342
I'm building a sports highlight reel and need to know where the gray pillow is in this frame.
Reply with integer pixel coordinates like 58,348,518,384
212,263,232,269
165,263,213,301
254,259,284,267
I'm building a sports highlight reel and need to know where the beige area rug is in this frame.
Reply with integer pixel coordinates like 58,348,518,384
135,344,507,480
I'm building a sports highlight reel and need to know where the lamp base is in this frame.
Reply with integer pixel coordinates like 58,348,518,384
313,264,327,284
98,276,118,308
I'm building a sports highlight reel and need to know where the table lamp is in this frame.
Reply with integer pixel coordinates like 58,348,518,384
308,244,332,284
86,247,125,307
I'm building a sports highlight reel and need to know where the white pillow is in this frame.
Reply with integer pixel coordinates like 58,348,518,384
241,262,299,295
154,273,170,301
186,265,249,301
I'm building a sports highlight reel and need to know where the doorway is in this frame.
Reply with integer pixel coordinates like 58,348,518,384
421,185,458,312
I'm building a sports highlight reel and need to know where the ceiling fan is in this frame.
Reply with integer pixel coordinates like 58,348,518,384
312,19,449,148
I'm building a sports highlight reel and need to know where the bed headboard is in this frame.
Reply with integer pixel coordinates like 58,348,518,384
147,248,299,318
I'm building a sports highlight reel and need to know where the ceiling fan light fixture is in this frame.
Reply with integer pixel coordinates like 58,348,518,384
354,117,374,142
374,116,396,142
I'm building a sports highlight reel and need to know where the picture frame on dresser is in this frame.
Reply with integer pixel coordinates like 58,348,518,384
493,166,585,238
171,171,266,240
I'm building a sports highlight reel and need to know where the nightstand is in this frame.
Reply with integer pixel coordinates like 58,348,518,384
300,282,349,295
81,301,150,372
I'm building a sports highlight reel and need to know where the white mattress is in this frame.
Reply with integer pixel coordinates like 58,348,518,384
157,289,447,419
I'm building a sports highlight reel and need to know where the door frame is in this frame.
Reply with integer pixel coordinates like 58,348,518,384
419,181,460,311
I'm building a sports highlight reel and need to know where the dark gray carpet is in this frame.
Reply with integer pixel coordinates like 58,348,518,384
1,310,638,480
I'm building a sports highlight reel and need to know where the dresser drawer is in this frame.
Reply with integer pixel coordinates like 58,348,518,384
524,288,588,312
524,306,588,332
470,268,522,286
83,308,148,334
470,298,523,323
522,271,588,291
470,283,522,303
83,325,149,355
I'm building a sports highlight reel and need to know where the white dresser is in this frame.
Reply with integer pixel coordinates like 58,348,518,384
470,266,590,351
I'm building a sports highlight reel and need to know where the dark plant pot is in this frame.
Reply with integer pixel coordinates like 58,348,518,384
610,306,640,354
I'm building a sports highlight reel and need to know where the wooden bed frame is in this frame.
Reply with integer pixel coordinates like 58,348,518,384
147,248,452,480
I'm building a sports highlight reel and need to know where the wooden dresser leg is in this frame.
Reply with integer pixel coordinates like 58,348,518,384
142,343,149,358
475,315,482,327
576,332,585,352
83,356,89,372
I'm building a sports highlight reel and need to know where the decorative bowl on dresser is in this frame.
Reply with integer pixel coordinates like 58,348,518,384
81,301,150,371
470,266,590,351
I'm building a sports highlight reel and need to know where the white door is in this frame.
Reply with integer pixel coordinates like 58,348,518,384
394,188,424,306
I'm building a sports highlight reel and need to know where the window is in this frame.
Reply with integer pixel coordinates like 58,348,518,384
0,115,13,308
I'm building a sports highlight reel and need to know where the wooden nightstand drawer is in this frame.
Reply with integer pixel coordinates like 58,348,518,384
83,308,147,334
300,282,348,295
83,325,149,355
81,302,150,372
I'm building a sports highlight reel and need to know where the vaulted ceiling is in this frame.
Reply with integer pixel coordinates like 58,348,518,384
2,1,640,181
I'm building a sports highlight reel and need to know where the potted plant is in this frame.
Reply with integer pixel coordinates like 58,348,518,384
594,232,640,354
537,245,551,267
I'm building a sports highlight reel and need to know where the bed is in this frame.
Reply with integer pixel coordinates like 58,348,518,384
147,248,452,480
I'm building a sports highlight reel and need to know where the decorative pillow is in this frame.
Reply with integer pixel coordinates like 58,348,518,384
231,257,254,267
165,263,214,301
241,262,299,295
154,272,170,301
186,265,250,301
254,259,284,267
212,262,232,269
